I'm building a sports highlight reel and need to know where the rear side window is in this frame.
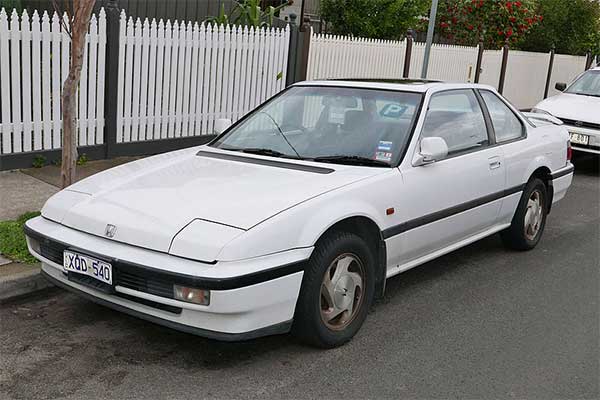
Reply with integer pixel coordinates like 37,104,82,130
480,91,524,143
421,89,489,156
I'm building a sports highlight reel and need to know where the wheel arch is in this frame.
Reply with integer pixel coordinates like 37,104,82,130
315,216,387,299
528,165,554,213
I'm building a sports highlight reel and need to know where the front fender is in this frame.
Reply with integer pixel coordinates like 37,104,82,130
217,171,394,261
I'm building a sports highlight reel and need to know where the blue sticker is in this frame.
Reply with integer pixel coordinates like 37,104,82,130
378,141,393,151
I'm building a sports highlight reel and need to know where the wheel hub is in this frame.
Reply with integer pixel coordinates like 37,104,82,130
320,253,365,331
524,189,543,241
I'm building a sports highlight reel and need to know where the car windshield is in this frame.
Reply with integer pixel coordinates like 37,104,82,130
565,70,600,97
210,86,423,166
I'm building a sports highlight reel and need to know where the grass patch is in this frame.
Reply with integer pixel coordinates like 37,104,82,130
0,211,41,264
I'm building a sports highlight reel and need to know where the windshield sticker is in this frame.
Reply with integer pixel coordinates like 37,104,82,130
377,141,393,151
375,151,393,162
380,103,408,118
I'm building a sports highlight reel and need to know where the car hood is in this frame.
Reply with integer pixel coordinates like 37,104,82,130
43,147,386,254
536,93,600,124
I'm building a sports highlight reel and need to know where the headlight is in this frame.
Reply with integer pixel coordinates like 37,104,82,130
174,285,210,305
531,107,552,116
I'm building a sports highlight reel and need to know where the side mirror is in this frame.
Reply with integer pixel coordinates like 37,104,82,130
214,118,232,135
555,82,567,92
414,137,448,166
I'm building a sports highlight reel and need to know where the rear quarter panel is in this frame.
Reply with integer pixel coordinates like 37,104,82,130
496,123,568,224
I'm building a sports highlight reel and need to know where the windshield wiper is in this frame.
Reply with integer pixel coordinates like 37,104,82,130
312,155,391,167
240,148,289,158
258,111,303,159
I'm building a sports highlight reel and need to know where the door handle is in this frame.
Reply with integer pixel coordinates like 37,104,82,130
488,157,502,170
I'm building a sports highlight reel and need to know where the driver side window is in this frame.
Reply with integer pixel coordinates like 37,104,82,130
421,90,489,157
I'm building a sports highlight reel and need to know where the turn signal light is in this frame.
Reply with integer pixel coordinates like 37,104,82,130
173,285,210,305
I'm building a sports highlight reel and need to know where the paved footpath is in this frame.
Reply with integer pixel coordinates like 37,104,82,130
0,156,597,400
0,171,58,221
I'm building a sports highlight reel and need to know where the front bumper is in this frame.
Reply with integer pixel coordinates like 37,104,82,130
25,216,311,340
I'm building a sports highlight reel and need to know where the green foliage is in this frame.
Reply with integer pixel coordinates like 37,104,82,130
0,0,22,12
0,211,41,265
32,155,46,168
321,0,429,40
205,0,291,28
520,0,600,55
77,153,89,166
432,0,541,49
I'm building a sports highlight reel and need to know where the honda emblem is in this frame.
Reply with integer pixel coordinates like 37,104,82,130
105,224,117,238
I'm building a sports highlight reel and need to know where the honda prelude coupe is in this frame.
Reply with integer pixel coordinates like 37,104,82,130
25,81,574,348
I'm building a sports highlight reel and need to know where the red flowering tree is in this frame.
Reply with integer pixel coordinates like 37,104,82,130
433,0,542,48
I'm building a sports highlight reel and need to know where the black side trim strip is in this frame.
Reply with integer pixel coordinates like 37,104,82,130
41,269,292,341
196,150,335,174
25,224,307,291
382,184,525,239
550,164,575,179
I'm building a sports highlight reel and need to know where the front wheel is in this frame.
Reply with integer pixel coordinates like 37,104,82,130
501,178,548,250
292,231,375,348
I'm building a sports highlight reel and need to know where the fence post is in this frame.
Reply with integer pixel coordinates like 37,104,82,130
585,50,593,70
498,40,509,94
297,18,311,81
544,46,555,99
403,29,413,79
474,38,484,83
285,14,299,86
103,0,120,158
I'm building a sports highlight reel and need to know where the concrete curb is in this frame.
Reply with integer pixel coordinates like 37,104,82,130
0,264,54,302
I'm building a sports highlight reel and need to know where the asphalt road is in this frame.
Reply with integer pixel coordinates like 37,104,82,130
1,156,598,400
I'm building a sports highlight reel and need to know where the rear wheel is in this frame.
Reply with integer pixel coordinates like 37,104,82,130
292,231,375,348
501,178,548,250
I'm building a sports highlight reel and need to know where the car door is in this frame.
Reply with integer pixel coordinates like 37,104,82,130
477,89,529,226
386,89,507,270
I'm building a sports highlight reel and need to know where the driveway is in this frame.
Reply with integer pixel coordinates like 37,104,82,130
0,156,598,400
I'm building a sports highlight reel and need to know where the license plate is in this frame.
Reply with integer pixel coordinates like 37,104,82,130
63,250,112,285
570,132,589,145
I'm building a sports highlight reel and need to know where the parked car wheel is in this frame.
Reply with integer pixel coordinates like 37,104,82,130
292,231,375,348
501,178,548,250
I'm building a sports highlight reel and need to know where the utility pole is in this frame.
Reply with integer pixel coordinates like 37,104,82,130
421,0,439,79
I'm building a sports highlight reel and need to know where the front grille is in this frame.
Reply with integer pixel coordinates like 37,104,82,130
35,235,182,311
559,117,600,131
117,269,174,298
40,239,66,265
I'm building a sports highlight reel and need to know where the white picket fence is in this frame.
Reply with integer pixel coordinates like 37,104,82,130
307,35,406,79
0,8,106,155
307,31,589,109
115,14,290,143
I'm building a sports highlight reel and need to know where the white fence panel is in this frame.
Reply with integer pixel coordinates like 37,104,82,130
0,7,106,155
116,16,290,143
502,50,549,109
307,33,406,80
421,43,479,82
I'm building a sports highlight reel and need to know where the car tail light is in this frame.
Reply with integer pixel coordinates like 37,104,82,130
567,141,572,162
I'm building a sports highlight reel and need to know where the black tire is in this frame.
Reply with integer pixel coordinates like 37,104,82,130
292,231,375,348
501,178,548,250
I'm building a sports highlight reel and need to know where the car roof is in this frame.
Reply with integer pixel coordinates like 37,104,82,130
295,79,495,93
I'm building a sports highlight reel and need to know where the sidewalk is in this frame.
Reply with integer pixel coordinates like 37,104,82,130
0,156,139,300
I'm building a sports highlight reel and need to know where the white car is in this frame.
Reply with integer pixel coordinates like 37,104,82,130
25,81,574,348
533,66,600,155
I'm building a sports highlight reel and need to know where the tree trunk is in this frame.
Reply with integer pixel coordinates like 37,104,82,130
60,0,95,188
